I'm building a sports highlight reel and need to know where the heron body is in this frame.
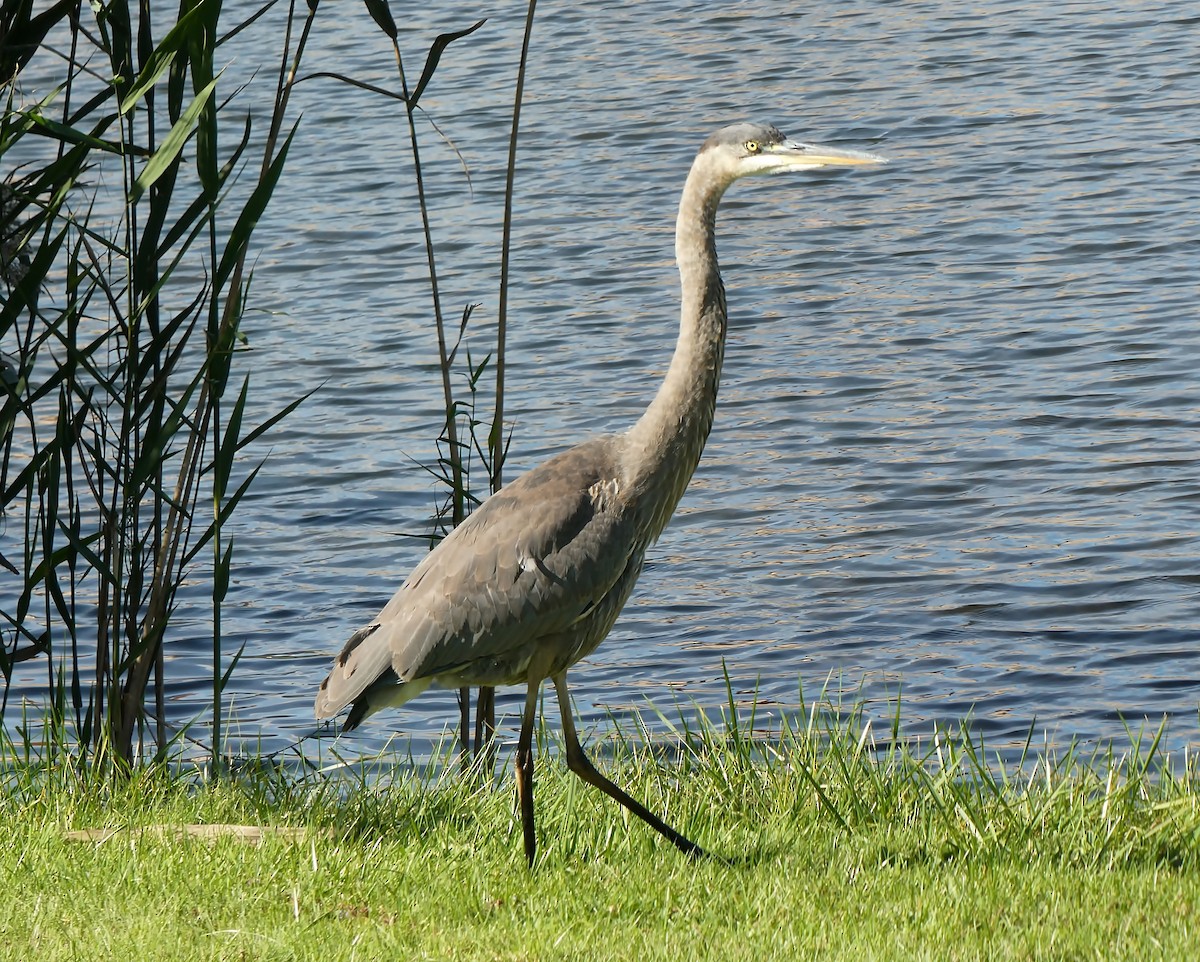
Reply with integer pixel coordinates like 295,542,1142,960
316,122,886,864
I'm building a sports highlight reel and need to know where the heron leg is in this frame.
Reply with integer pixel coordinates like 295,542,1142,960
457,687,471,774
475,686,497,767
552,673,706,860
515,679,540,867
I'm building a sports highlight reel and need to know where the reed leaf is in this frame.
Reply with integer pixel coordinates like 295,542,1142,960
361,0,397,41
129,76,218,206
409,19,486,110
117,0,212,116
212,124,296,298
0,0,76,80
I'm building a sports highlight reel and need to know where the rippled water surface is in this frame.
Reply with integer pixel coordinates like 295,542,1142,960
6,1,1199,760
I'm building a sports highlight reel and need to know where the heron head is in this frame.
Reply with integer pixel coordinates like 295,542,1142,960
701,122,887,180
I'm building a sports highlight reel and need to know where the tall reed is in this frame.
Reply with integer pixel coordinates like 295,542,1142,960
3,0,542,777
354,1,541,762
0,0,314,772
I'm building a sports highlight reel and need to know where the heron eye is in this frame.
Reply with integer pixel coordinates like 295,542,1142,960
744,141,760,154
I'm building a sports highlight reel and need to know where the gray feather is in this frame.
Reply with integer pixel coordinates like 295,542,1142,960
315,437,638,721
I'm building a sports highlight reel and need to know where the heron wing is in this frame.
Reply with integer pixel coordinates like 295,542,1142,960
315,437,635,719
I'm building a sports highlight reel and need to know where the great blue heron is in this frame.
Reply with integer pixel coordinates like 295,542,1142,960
316,122,886,865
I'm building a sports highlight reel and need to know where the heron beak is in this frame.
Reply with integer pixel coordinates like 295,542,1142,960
773,140,888,167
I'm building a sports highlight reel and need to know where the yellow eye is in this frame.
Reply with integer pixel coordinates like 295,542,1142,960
744,141,760,154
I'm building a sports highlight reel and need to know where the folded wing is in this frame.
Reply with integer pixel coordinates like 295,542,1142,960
315,438,635,722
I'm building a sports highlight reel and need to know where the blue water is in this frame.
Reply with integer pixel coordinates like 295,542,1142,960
4,1,1198,763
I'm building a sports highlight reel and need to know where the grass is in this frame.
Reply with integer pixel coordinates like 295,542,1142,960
2,708,1198,960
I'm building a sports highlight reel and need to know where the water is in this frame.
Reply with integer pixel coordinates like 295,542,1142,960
4,1,1199,762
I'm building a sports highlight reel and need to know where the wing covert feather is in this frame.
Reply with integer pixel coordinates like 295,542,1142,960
382,438,634,679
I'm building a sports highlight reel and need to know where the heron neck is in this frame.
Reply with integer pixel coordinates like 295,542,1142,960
624,165,730,543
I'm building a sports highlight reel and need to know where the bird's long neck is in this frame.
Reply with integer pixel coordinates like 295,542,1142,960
624,158,730,543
